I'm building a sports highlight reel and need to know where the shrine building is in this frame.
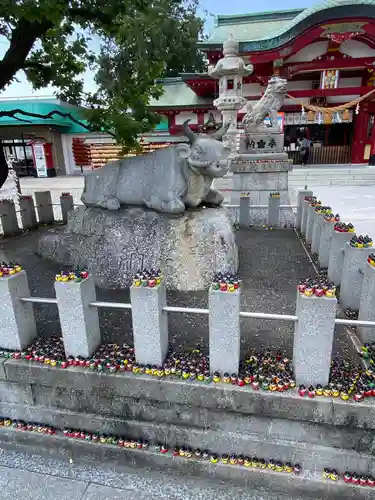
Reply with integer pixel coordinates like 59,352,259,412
148,0,375,165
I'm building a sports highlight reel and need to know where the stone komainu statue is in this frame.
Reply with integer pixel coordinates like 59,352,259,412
81,121,230,214
242,76,288,131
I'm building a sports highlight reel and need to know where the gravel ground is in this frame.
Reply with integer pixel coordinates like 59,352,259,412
0,225,358,362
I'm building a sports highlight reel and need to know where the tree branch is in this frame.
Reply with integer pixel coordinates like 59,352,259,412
0,108,115,137
0,18,53,91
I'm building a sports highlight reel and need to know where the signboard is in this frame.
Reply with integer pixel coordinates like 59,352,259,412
264,112,285,132
321,70,339,90
33,144,48,178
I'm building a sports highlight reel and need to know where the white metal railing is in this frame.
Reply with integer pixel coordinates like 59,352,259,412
19,295,375,328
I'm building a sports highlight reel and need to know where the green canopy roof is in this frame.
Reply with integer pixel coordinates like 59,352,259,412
199,0,375,52
0,98,89,133
149,78,212,109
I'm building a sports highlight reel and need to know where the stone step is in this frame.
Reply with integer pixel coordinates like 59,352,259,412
3,399,374,479
0,428,372,500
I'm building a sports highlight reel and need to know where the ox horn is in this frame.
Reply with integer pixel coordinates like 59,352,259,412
183,119,195,143
211,121,231,141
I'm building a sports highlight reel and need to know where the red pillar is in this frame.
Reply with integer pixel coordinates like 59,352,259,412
351,107,369,163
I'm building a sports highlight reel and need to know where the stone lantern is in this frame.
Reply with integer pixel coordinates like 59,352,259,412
209,35,254,153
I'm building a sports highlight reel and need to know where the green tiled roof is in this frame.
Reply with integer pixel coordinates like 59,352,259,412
204,9,303,44
199,0,375,52
149,78,212,108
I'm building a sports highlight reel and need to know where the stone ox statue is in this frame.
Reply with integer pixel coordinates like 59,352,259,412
81,120,230,214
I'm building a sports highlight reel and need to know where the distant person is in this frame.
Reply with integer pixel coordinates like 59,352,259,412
299,136,312,166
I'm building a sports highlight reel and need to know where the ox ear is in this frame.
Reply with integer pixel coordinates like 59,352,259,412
176,143,191,159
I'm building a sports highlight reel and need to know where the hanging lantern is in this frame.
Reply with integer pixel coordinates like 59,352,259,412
307,110,315,122
355,102,360,115
342,109,350,121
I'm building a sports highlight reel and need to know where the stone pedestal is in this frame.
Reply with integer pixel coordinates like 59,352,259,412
296,190,313,231
0,271,37,349
301,199,311,236
130,282,168,366
0,200,20,237
327,231,355,285
55,276,101,358
19,197,38,230
209,287,240,375
35,191,54,225
60,194,74,224
311,212,324,255
230,153,293,227
358,263,375,343
239,194,249,229
318,220,334,268
38,206,238,292
340,244,372,311
293,292,337,387
267,196,280,227
305,206,315,245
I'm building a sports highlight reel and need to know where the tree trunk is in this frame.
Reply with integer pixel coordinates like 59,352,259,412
0,148,9,191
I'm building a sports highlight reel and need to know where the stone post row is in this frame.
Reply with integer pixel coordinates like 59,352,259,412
305,204,316,245
209,283,240,375
327,230,355,286
60,194,74,224
35,191,54,225
296,189,313,232
239,193,250,229
358,262,375,344
0,200,20,237
267,195,280,228
19,196,38,230
311,211,324,255
301,197,312,236
340,243,372,312
293,290,336,387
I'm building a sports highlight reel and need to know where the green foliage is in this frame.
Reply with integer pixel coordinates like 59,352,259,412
0,0,205,148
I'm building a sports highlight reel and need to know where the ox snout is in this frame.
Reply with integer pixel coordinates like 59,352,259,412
206,159,230,178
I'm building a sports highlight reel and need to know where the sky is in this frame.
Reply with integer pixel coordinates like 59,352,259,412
0,0,317,100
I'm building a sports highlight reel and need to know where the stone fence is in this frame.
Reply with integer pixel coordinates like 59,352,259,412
224,194,296,228
1,260,375,388
0,189,296,235
0,191,74,236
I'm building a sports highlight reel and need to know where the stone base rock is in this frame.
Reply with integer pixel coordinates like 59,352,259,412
37,206,238,291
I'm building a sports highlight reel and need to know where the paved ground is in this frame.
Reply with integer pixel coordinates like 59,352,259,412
0,446,314,500
313,185,375,237
0,224,357,361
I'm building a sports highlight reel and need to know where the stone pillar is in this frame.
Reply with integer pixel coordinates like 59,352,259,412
340,243,372,311
318,220,334,268
293,292,337,386
296,190,313,231
0,200,20,237
239,193,249,229
327,230,354,285
60,194,74,224
209,286,240,375
0,271,37,349
311,212,324,255
35,191,54,225
267,195,280,227
305,205,315,245
301,199,311,236
55,276,101,358
130,282,168,366
19,196,38,230
358,263,375,343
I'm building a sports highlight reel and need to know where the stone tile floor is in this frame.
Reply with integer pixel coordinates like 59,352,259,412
0,225,358,362
0,447,316,500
